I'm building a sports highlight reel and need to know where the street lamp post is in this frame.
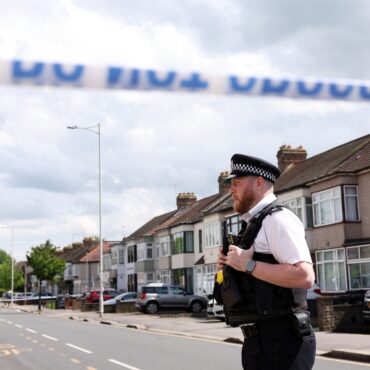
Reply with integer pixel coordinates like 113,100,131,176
67,124,104,318
0,225,14,309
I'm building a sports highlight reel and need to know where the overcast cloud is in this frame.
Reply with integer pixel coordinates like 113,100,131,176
0,0,369,260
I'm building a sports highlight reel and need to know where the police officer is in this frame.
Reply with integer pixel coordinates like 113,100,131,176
217,154,316,370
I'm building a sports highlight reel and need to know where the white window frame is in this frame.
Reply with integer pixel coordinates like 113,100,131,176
204,222,221,248
316,248,346,292
283,197,304,223
347,245,370,290
159,236,171,257
312,186,343,227
160,269,171,284
344,185,360,222
111,249,118,265
137,244,146,261
118,249,125,264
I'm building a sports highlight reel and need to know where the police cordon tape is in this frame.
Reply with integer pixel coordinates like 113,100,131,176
1,59,370,102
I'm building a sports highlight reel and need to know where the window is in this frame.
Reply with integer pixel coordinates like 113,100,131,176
137,244,145,261
347,245,370,289
111,249,118,265
312,187,342,226
171,232,194,254
72,264,78,276
160,269,171,284
204,222,221,248
118,249,125,264
283,197,313,228
103,255,111,270
159,236,170,257
344,186,360,221
283,198,303,221
316,248,346,292
146,272,154,283
226,215,241,234
198,230,203,253
195,264,217,295
172,268,194,293
147,243,153,259
127,245,137,263
127,274,137,292
171,286,185,295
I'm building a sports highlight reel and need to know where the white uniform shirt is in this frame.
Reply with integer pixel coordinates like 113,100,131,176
241,193,312,265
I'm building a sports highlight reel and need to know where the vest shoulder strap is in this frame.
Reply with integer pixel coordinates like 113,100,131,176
240,200,286,249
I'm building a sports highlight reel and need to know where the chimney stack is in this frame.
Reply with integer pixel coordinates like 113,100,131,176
218,171,231,194
176,192,197,209
276,145,307,173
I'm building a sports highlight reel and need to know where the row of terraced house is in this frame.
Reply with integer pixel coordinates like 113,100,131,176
28,134,370,297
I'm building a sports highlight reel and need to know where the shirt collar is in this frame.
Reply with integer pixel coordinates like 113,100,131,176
241,193,277,223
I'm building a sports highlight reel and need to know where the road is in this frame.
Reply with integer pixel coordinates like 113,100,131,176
1,310,369,370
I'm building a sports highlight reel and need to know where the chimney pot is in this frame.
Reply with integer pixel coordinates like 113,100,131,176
176,192,197,209
276,145,307,172
218,171,231,194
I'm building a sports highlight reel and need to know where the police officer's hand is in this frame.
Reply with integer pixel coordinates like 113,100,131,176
226,245,255,272
216,248,227,271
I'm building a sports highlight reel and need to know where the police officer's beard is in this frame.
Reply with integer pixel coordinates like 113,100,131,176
233,190,256,214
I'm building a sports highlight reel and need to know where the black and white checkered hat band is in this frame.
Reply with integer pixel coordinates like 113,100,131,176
232,163,277,182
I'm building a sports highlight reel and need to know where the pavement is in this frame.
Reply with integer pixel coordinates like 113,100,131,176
3,303,370,364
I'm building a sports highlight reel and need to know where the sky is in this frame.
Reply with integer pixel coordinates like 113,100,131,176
0,0,370,261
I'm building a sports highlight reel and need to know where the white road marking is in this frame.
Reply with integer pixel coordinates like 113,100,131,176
108,359,141,370
0,319,5,322
26,328,37,334
70,358,80,364
42,334,58,341
15,324,23,328
6,321,13,324
65,343,93,354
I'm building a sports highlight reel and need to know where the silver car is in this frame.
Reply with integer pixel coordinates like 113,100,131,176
135,283,208,314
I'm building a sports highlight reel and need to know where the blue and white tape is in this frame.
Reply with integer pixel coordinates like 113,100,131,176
1,59,370,102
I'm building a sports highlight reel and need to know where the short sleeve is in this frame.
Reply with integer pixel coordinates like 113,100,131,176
261,208,312,265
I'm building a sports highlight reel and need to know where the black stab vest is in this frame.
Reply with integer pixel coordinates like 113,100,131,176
221,201,307,327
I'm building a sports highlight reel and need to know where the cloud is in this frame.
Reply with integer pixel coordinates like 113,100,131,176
0,0,370,260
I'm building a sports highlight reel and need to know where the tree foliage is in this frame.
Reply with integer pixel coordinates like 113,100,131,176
0,249,24,294
26,240,65,310
27,240,65,282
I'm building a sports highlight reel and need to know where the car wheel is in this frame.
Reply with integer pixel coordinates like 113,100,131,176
145,301,159,314
190,301,203,313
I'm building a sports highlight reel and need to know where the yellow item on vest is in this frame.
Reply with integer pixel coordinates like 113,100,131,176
216,270,224,284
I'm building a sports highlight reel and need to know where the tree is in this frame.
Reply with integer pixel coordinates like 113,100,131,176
0,249,24,295
26,240,65,311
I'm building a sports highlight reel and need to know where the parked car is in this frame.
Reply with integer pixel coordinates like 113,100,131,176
86,289,119,303
307,282,321,300
135,283,208,314
363,290,370,324
104,292,138,306
207,298,225,321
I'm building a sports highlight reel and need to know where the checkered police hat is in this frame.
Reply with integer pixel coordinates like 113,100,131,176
224,154,280,184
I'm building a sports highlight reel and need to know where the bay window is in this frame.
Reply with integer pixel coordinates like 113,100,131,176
316,248,346,292
347,245,370,289
313,187,342,226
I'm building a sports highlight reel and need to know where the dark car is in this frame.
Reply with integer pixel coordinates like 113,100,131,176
86,289,119,303
364,290,370,323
